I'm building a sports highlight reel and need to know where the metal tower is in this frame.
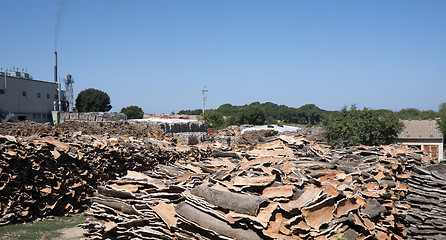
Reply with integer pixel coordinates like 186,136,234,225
64,74,75,112
201,86,208,114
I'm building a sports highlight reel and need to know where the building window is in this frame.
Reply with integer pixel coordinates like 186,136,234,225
38,114,41,119
47,93,50,98
33,114,36,118
22,91,27,96
55,94,58,100
37,93,41,98
0,89,4,94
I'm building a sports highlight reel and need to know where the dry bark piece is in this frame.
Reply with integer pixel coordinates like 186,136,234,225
262,185,294,199
109,183,141,193
239,156,283,170
227,202,279,228
262,213,291,239
301,197,336,230
176,202,262,240
190,183,266,216
281,185,323,212
151,201,177,228
97,186,136,199
233,175,276,187
333,195,365,218
361,199,386,219
248,140,295,157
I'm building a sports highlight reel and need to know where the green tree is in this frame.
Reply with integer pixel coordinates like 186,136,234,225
225,115,238,126
296,104,323,125
420,110,438,120
217,103,239,116
178,109,202,115
237,106,266,125
398,108,421,120
203,110,225,129
322,106,404,148
121,106,144,119
75,88,112,112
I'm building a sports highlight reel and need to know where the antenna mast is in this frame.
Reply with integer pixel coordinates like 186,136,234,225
201,86,208,114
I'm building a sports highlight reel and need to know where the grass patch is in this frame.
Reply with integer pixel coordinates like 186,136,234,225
0,215,86,240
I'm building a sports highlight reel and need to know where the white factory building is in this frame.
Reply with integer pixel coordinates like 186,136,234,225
0,69,66,123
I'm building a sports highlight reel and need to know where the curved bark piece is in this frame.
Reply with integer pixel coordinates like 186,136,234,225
280,185,323,212
301,197,336,230
233,175,276,187
97,186,136,199
151,201,178,229
191,183,266,216
333,195,365,218
93,196,140,215
176,202,262,240
262,185,294,199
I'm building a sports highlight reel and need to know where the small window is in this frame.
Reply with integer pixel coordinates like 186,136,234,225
22,91,27,96
38,114,41,119
0,89,4,94
46,93,50,98
55,94,58,99
37,93,41,98
33,114,36,118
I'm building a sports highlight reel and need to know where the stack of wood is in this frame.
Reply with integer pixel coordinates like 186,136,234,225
0,121,175,139
0,133,210,226
213,126,241,149
407,164,446,239
81,134,432,239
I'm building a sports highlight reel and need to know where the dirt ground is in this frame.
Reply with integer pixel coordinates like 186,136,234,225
55,226,84,240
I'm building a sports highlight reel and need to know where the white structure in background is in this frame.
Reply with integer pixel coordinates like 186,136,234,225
241,125,301,134
395,120,444,162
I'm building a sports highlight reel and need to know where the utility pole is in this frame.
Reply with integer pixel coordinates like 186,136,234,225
201,86,208,114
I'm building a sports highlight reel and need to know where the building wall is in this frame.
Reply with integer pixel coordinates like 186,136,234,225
395,138,444,161
0,72,61,122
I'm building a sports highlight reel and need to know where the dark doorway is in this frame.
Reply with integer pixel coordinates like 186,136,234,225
18,116,26,121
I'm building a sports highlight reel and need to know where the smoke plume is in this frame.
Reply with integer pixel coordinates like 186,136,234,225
54,0,67,51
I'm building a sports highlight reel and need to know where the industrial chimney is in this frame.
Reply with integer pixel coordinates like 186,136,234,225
54,51,57,83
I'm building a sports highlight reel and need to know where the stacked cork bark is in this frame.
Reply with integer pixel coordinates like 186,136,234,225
407,164,446,240
81,134,432,240
0,133,210,226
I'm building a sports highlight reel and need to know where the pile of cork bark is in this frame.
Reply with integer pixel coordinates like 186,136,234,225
0,132,210,226
407,164,446,240
80,134,433,240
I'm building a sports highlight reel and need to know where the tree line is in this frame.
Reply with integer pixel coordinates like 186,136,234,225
180,102,446,148
179,102,446,126
179,102,328,128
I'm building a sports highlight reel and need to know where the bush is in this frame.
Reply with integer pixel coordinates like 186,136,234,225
203,110,225,130
121,106,144,119
322,106,404,147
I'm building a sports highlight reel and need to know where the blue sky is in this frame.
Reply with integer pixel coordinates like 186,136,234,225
1,0,445,113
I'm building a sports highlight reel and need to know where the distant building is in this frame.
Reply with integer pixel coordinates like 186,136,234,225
395,120,444,161
0,70,65,123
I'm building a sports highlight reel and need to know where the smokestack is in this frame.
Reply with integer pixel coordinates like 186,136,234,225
54,51,57,83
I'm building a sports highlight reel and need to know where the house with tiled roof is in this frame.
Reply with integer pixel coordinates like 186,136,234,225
395,120,443,161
